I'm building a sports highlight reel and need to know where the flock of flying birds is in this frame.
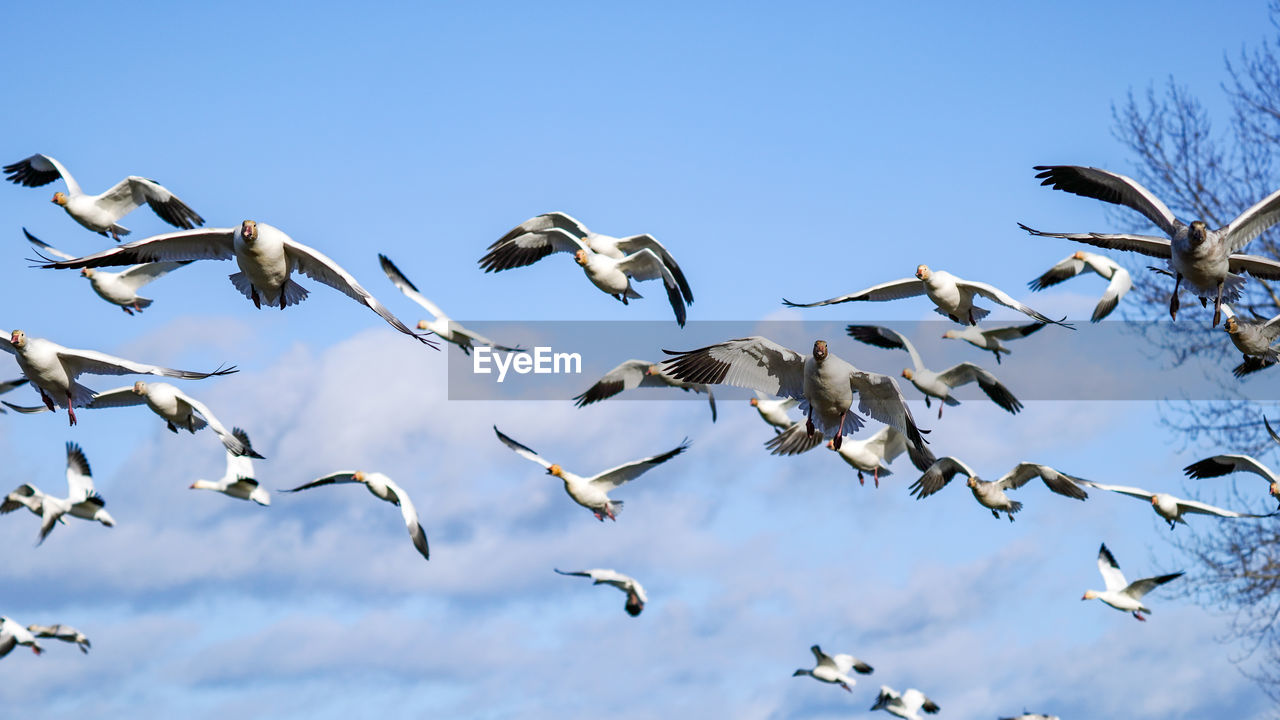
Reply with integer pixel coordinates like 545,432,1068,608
4,152,1280,717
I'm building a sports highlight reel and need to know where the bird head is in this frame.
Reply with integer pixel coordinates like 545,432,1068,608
1072,250,1087,260
547,464,563,478
240,220,258,243
812,340,828,362
625,593,644,616
901,368,914,380
1270,481,1279,498
352,471,366,483
1225,317,1239,334
966,476,978,489
1150,495,1160,507
825,439,836,450
1189,220,1208,244
1082,590,1098,600
9,330,25,348
132,381,148,395
749,397,759,407
915,264,931,280
51,191,67,206
573,249,588,266
646,364,660,376
79,268,94,279
941,330,957,339
416,320,430,330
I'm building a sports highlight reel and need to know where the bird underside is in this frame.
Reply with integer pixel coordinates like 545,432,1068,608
229,273,310,309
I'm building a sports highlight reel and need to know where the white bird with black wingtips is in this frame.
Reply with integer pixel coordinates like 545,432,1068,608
1076,478,1273,529
870,686,940,720
1184,452,1280,509
1082,543,1182,621
190,428,270,505
792,644,873,692
908,457,1089,522
4,153,204,239
27,624,90,654
940,322,1046,364
283,471,429,561
554,568,648,616
24,228,191,315
378,254,520,355
34,221,437,347
0,617,43,659
494,426,688,521
1028,250,1132,322
0,442,114,545
572,359,716,421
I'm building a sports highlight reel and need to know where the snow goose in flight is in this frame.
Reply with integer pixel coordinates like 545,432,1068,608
0,329,235,426
908,457,1089,522
1184,453,1280,509
1028,250,1132,322
1083,543,1182,621
0,617,43,658
870,686,940,720
24,228,191,315
792,644,873,692
572,359,716,421
783,265,1069,327
1219,304,1280,377
27,624,90,654
35,221,437,347
846,325,1022,418
826,426,908,487
284,472,429,561
0,442,115,545
378,254,520,355
480,211,693,305
4,153,204,240
553,568,648,616
750,392,799,432
940,322,1046,365
191,428,270,505
6,381,259,458
1076,479,1273,529
661,337,933,468
1022,164,1280,326
494,426,688,521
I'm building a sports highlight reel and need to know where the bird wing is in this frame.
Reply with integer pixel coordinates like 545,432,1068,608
283,471,362,493
378,253,448,319
284,241,437,347
1027,254,1088,290
1096,543,1128,592
1185,454,1280,484
995,463,1088,499
845,324,924,372
95,176,204,229
1032,165,1180,235
381,476,429,561
1125,571,1184,599
493,426,555,471
866,426,908,462
763,422,824,456
1226,252,1280,281
0,377,29,394
1092,264,1132,321
170,389,261,458
849,370,932,460
479,221,590,272
3,153,80,194
572,359,651,407
614,249,687,326
909,456,976,499
226,428,258,479
1,484,42,514
82,386,148,409
782,277,924,307
1175,497,1273,518
983,321,1048,341
810,644,834,668
937,362,1023,413
56,346,236,383
1223,186,1280,253
613,233,694,304
64,442,94,501
1018,223,1173,259
661,337,806,400
553,568,594,579
21,228,76,261
115,260,193,289
36,228,236,268
956,278,1067,326
590,440,690,490
488,211,590,247
1076,480,1155,502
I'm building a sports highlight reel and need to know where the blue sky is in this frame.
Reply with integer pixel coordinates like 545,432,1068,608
2,2,1278,718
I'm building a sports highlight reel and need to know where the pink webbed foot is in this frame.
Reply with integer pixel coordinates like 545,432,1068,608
873,467,880,488
857,471,865,486
40,392,55,413
592,511,604,522
1132,612,1146,622
840,682,851,693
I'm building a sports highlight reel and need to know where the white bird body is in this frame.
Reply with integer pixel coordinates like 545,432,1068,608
0,329,235,426
870,686,940,720
827,426,907,486
191,428,269,505
79,381,259,458
36,221,435,347
1077,479,1272,529
940,322,1046,364
793,644,873,692
494,426,688,521
750,393,798,431
26,624,90,654
4,154,204,239
284,471,429,560
0,443,114,545
25,228,190,314
0,617,43,658
554,568,648,616
1083,543,1182,621
910,457,1089,521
